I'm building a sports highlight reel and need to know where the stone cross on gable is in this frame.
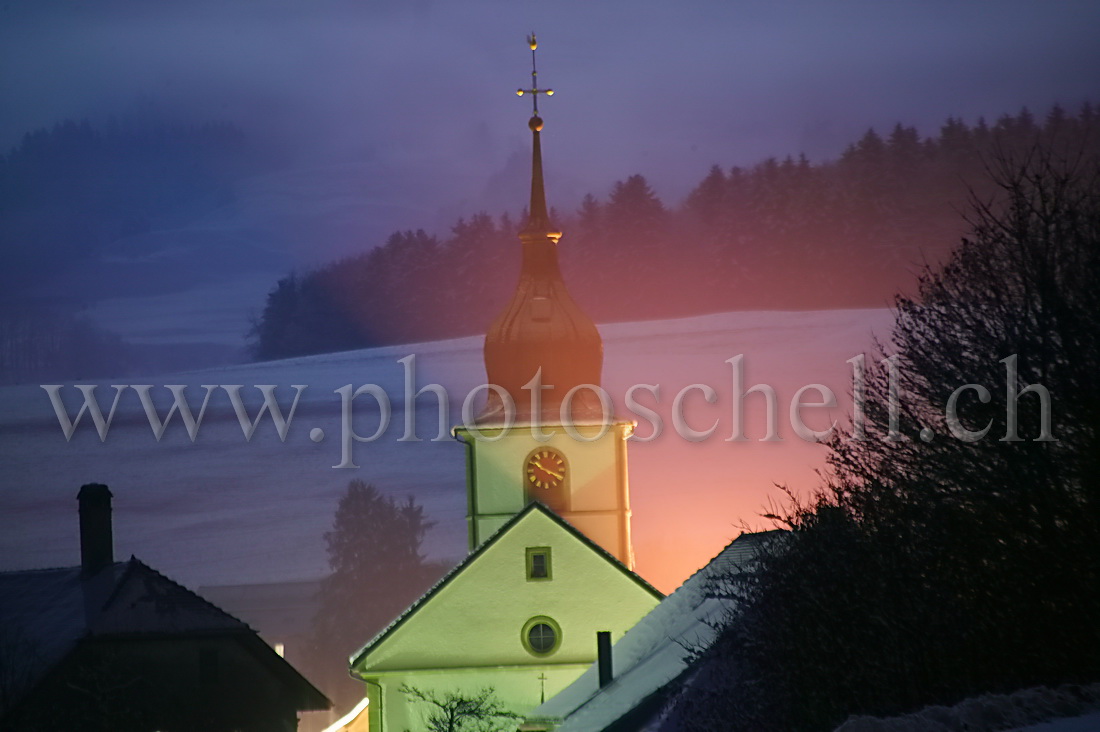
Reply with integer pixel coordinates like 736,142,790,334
538,671,548,703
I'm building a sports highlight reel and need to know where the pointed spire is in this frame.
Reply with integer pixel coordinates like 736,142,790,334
479,34,603,424
526,116,556,236
516,33,559,238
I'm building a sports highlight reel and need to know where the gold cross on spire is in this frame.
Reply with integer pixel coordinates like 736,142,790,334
516,32,554,117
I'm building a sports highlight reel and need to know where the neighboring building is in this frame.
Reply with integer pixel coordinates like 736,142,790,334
199,578,323,671
346,38,664,730
0,484,329,732
199,578,333,732
524,530,782,732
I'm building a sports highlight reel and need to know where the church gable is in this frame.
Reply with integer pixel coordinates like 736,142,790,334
351,503,661,676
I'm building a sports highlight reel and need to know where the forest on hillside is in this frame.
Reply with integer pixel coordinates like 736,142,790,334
0,117,253,383
0,117,250,300
248,103,1099,361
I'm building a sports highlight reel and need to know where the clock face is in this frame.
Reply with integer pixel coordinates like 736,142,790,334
526,449,567,492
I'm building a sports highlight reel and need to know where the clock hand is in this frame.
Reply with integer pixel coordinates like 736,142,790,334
532,461,564,481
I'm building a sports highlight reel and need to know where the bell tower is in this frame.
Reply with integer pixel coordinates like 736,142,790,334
453,34,635,567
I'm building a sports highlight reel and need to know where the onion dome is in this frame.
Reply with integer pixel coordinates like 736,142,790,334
479,78,604,424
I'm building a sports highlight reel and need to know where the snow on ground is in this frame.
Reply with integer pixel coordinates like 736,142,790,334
834,683,1100,732
0,308,893,593
1012,712,1100,731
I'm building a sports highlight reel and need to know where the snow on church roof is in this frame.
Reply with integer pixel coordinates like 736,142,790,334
528,529,783,731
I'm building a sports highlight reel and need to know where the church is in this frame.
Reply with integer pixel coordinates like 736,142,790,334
347,35,664,732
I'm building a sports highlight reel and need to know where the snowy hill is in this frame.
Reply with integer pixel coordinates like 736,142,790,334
0,308,893,593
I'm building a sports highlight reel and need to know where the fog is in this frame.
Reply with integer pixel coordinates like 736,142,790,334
5,0,1098,215
0,0,1097,369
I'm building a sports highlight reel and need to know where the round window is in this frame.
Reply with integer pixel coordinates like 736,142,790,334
521,616,561,656
528,623,556,652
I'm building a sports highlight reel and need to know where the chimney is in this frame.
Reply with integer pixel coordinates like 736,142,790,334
78,483,113,575
597,631,612,688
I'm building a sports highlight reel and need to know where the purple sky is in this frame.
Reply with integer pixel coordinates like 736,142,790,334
2,0,1098,347
4,0,1098,214
0,0,1097,590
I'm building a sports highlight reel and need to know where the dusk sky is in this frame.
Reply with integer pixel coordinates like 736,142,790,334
1,5,1097,726
1,0,1099,590
4,0,1098,236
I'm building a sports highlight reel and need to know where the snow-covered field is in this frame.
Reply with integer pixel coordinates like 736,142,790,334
1015,713,1100,731
835,683,1100,732
0,308,894,593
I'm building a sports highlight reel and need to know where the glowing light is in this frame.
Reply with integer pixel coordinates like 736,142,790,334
321,697,370,732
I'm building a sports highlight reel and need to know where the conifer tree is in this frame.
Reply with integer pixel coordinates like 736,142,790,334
309,480,439,711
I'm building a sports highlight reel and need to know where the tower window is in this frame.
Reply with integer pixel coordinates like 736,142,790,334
526,547,552,580
522,616,562,656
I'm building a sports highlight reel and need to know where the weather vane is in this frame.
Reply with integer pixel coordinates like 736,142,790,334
516,32,554,117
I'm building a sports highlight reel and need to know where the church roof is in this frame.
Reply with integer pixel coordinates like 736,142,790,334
526,530,783,731
349,501,663,671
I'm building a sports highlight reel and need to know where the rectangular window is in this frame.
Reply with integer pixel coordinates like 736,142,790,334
526,547,552,581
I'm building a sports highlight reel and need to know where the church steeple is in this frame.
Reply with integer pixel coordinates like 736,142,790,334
524,115,555,237
457,35,633,565
517,34,557,238
480,34,604,424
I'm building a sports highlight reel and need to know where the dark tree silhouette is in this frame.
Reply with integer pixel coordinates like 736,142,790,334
399,685,520,732
309,480,441,712
665,144,1100,731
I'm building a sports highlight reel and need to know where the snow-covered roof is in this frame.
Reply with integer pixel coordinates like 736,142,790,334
527,529,782,731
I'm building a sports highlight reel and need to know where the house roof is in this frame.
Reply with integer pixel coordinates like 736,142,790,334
0,556,329,714
527,530,783,732
349,501,663,671
199,578,322,639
